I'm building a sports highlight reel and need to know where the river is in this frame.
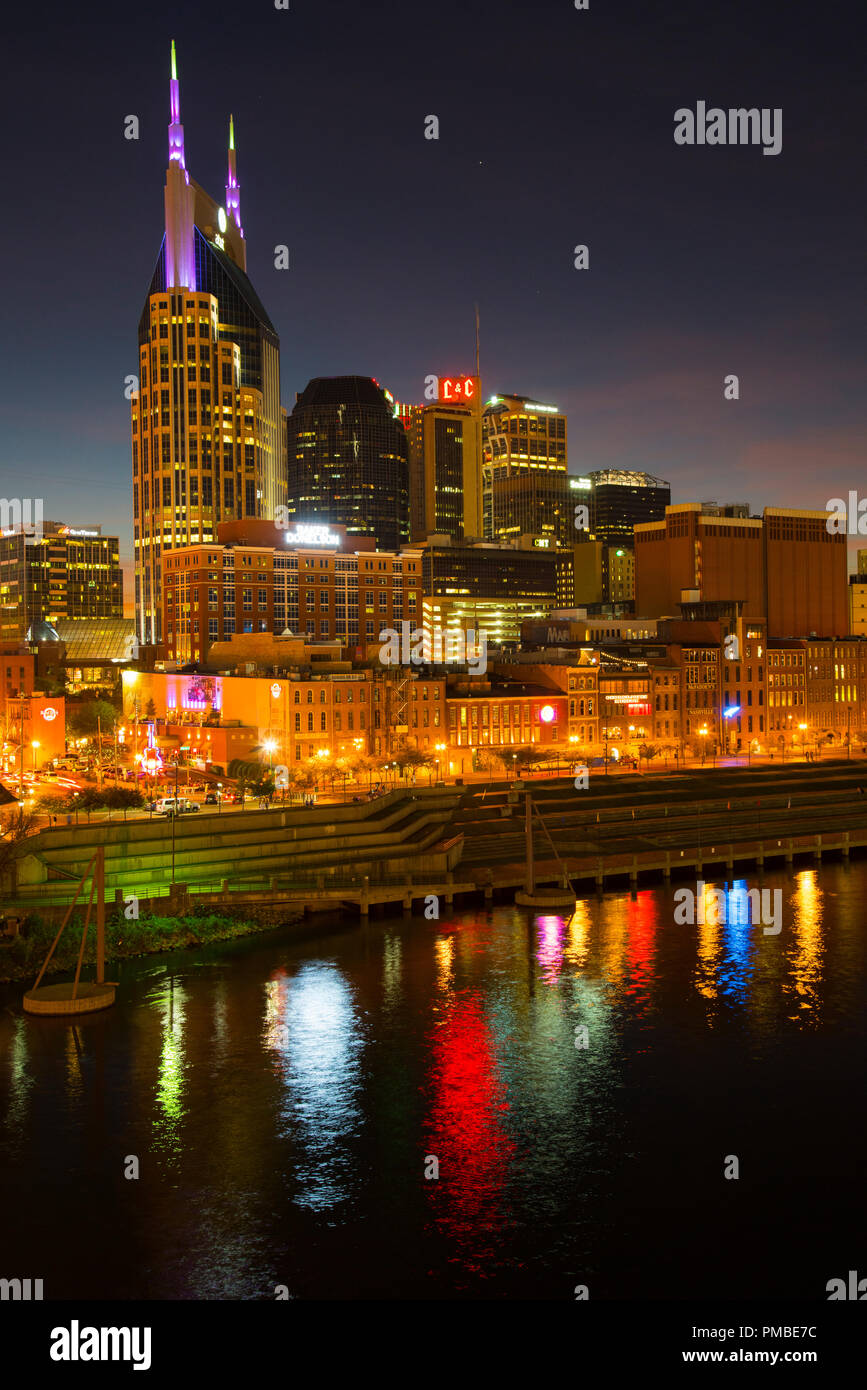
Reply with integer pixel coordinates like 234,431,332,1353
1,862,865,1300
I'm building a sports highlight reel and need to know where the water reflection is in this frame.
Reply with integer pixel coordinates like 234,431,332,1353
784,870,825,1024
150,975,188,1162
269,962,363,1211
0,863,863,1300
424,991,516,1279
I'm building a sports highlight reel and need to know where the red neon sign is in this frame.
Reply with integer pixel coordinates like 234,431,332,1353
438,375,479,404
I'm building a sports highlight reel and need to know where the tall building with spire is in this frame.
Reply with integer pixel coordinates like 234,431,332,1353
131,42,284,643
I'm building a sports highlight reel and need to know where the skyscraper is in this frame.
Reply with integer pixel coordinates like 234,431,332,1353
406,399,483,542
285,376,410,552
481,394,571,545
131,43,284,643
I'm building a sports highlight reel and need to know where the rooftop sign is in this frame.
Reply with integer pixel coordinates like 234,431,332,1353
284,525,340,547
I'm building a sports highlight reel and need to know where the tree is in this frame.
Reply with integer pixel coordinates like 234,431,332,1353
491,745,555,776
639,743,662,765
0,807,39,886
67,699,118,738
391,748,436,782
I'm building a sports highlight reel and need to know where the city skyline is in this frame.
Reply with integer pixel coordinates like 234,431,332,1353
2,0,864,614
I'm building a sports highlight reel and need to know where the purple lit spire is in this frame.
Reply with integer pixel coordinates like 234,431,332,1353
168,39,185,168
164,40,196,290
225,114,244,238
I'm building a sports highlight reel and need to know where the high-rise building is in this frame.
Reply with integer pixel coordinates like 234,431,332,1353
285,377,410,552
635,504,848,637
482,395,570,545
131,43,284,644
0,523,122,642
406,400,483,541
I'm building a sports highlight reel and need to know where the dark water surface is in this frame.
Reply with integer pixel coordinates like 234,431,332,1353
1,863,865,1300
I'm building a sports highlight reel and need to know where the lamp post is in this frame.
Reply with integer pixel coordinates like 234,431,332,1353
435,742,446,784
31,739,40,774
847,705,852,761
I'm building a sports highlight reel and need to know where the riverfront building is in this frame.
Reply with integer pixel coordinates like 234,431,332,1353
132,44,284,645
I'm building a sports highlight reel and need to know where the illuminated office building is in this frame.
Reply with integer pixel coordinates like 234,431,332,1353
0,523,122,642
481,395,570,544
406,398,483,542
286,377,410,552
131,43,284,644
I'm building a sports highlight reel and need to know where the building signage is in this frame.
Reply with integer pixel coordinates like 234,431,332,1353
285,525,340,547
605,694,651,714
270,682,281,699
439,375,479,404
41,707,58,721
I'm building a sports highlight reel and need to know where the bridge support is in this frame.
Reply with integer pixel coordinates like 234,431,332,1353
360,876,370,917
813,834,822,863
663,852,671,882
595,858,604,891
843,832,850,860
785,839,793,866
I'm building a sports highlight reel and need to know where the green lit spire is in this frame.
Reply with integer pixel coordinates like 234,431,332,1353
171,39,177,81
229,114,235,151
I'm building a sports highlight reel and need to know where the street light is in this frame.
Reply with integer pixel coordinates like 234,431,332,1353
31,740,40,774
263,738,276,771
435,742,447,784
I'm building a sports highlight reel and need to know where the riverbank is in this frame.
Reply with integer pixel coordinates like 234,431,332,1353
0,905,304,984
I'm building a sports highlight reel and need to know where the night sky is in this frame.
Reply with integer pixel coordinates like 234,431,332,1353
2,0,864,609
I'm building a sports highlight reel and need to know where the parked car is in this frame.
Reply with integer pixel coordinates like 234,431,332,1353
155,796,194,816
204,792,220,804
